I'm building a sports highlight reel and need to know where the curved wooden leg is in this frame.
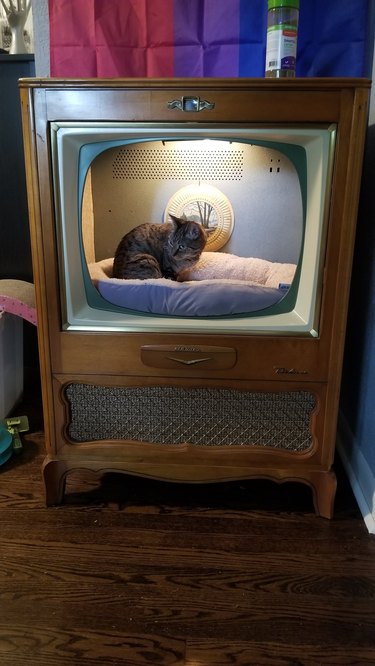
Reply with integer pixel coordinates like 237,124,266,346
42,458,68,506
305,469,337,519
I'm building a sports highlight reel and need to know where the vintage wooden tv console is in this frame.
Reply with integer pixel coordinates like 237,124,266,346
20,78,369,516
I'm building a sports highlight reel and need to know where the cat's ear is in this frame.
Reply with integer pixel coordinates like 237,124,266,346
168,213,185,226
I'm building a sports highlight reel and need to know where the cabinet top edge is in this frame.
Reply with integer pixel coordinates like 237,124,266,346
18,76,372,91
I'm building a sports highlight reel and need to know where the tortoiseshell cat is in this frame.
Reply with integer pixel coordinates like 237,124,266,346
112,214,207,280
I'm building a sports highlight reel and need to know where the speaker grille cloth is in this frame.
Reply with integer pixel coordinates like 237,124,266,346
65,385,315,452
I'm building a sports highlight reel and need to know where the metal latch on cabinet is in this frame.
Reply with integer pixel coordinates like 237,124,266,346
167,96,215,112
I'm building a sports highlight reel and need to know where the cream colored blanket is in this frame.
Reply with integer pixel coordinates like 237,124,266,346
178,252,296,287
89,253,296,288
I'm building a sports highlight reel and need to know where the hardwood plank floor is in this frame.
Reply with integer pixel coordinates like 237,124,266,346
0,370,374,665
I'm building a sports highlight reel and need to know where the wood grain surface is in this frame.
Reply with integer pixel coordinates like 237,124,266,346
0,372,374,665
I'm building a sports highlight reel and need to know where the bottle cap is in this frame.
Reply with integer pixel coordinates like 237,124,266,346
268,0,299,9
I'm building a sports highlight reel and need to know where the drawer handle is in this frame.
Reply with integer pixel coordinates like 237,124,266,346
167,96,215,112
166,356,212,365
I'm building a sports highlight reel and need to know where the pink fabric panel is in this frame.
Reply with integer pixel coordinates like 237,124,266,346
49,0,174,77
49,0,96,76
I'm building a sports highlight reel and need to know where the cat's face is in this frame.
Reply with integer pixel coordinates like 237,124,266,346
168,214,207,254
167,214,207,273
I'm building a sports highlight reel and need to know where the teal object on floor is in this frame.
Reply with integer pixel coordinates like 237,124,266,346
0,424,13,466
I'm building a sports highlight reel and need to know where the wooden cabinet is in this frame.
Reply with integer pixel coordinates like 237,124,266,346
19,78,370,516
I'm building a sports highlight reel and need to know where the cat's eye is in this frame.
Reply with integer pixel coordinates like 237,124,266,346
179,244,186,251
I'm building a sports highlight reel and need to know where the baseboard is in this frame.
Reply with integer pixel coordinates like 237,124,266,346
337,412,375,534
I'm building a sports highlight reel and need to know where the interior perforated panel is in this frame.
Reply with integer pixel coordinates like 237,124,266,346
66,385,316,452
112,147,244,181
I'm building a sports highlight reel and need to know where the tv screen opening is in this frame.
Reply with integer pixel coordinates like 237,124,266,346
51,123,335,336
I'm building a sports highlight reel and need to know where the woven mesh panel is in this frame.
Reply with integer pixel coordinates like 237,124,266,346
112,147,244,181
65,384,316,452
